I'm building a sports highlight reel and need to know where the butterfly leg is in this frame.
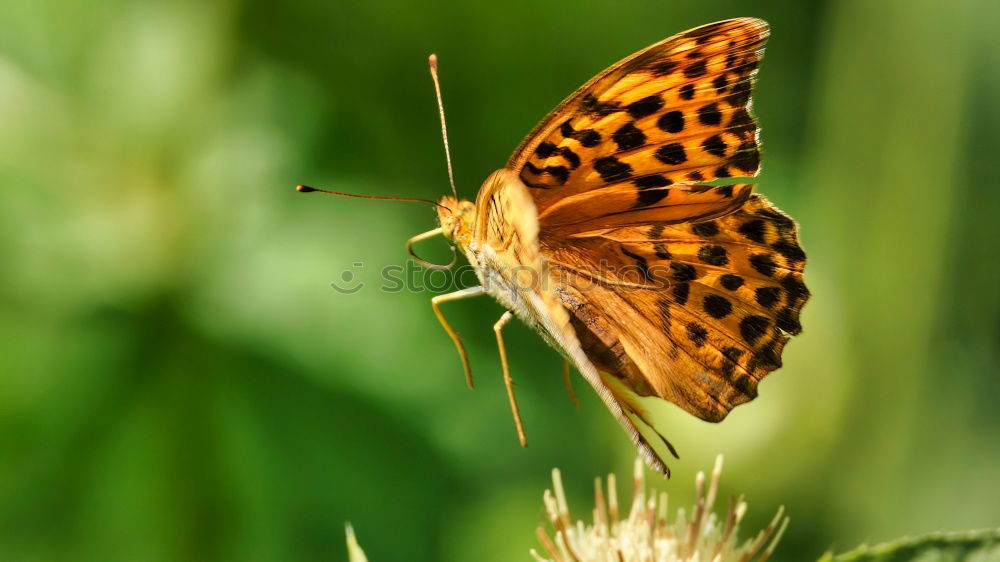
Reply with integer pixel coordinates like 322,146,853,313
561,360,580,408
431,285,485,389
493,310,527,447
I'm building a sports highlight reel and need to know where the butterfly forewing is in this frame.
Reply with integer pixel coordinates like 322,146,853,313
509,18,768,223
541,183,753,233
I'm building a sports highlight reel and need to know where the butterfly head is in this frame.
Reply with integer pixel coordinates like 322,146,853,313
437,195,476,247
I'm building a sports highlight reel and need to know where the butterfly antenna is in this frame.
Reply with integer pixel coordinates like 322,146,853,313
429,54,458,200
295,185,452,212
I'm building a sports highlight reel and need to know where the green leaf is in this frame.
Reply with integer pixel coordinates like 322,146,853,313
820,528,1000,561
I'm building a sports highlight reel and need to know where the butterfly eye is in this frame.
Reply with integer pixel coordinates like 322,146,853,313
406,227,457,270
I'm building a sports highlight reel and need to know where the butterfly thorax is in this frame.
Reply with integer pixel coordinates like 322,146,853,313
438,197,522,303
438,194,510,306
438,183,558,348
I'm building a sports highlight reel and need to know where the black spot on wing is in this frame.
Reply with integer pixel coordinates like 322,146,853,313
719,274,744,291
578,129,601,147
687,322,708,347
755,286,781,308
738,219,767,243
731,371,756,397
728,107,756,136
612,122,646,151
632,174,672,207
772,240,806,263
697,103,722,126
657,111,685,134
593,157,633,182
559,120,575,138
691,221,719,237
720,346,744,379
702,135,727,157
634,185,671,208
684,59,707,78
731,141,760,173
679,84,695,100
633,174,672,188
647,225,672,259
697,245,728,266
559,147,581,170
733,59,760,75
727,79,752,107
781,275,809,303
626,95,664,119
756,207,796,230
582,93,620,116
535,142,557,158
524,162,543,176
739,315,770,345
650,60,679,76
523,161,569,185
672,282,690,305
776,306,802,334
703,294,733,319
761,343,786,371
654,143,687,165
545,166,569,184
750,339,782,370
712,74,729,93
749,254,777,277
670,262,697,282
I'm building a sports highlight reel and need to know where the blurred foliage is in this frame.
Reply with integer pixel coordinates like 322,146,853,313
821,529,1000,562
0,0,998,560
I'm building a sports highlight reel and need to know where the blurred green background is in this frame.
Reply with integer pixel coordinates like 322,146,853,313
1,0,998,560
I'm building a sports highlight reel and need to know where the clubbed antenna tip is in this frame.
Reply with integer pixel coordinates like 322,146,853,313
428,53,458,200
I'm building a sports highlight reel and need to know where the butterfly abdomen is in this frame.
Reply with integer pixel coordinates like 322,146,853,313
471,244,558,345
561,289,655,395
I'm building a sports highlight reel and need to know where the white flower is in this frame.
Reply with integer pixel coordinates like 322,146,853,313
345,523,369,562
531,456,788,562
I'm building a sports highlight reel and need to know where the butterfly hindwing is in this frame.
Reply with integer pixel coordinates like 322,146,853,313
546,194,808,422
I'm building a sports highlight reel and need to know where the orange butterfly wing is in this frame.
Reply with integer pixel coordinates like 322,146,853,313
510,18,768,233
500,18,807,433
543,194,808,422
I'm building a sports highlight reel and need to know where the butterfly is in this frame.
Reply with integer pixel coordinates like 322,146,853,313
301,17,808,476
